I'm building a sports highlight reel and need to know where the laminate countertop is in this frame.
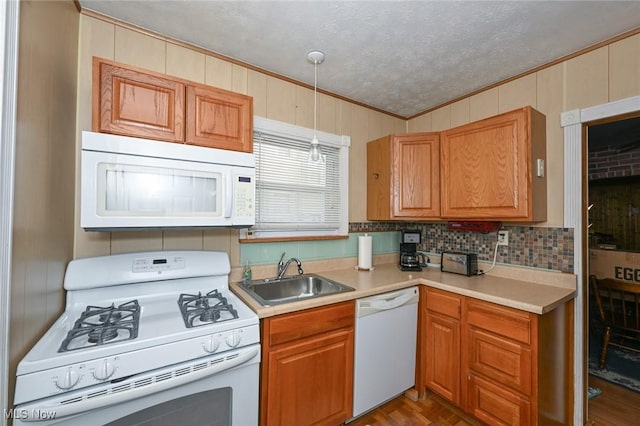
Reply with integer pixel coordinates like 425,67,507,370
229,262,577,318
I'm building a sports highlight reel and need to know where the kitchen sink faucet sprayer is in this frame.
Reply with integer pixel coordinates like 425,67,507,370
277,252,304,280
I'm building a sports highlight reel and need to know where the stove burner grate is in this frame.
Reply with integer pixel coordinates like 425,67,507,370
58,300,140,352
178,289,238,328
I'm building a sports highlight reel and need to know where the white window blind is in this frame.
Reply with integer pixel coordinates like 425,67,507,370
244,117,350,239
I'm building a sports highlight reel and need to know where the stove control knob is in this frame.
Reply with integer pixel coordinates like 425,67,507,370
203,336,220,353
93,360,115,381
55,368,80,390
226,331,241,348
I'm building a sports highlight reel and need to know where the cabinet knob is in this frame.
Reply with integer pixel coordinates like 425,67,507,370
373,172,380,179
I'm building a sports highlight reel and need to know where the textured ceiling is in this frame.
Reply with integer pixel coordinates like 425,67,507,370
78,1,640,118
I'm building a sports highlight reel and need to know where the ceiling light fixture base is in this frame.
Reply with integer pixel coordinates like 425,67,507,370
306,50,325,65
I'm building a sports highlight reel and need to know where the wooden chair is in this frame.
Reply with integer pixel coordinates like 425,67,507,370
590,275,640,369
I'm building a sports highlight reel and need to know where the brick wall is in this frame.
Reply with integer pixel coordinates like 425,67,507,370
588,146,640,181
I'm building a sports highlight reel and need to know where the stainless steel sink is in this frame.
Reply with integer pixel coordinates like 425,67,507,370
241,274,355,306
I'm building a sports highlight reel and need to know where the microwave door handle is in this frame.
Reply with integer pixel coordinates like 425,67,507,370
224,173,233,218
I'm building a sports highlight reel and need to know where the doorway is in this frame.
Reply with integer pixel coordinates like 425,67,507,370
586,115,640,423
561,95,640,425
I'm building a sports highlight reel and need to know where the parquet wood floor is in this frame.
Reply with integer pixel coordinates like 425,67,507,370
344,392,481,426
343,377,640,426
587,375,640,426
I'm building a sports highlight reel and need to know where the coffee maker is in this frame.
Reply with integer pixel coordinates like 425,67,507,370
399,229,424,271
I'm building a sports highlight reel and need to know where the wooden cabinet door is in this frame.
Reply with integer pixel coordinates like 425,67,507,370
425,312,460,403
186,85,253,152
264,328,354,426
367,136,392,220
393,133,440,218
440,106,546,221
93,58,185,143
367,133,440,220
466,373,531,426
423,287,461,403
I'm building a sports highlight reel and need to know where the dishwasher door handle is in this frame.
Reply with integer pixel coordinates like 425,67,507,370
356,287,418,317
369,292,414,310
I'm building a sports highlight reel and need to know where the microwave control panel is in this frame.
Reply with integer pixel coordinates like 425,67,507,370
234,175,255,219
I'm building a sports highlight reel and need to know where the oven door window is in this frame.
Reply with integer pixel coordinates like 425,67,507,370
97,163,222,217
105,388,231,426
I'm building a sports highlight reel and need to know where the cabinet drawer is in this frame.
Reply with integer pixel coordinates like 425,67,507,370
467,373,531,426
426,287,461,319
466,299,532,344
265,301,355,346
467,328,532,395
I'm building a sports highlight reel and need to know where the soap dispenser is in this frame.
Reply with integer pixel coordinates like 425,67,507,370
242,260,252,284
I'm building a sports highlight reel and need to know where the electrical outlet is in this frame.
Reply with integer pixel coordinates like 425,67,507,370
497,230,509,246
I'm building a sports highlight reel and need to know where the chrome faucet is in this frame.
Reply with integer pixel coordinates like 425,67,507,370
276,252,304,280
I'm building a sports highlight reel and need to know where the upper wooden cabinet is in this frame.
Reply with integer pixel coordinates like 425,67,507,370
440,106,547,221
93,57,253,152
185,84,253,151
93,59,185,143
367,133,440,220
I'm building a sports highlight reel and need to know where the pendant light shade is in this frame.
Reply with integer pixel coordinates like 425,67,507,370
309,134,322,162
307,50,325,164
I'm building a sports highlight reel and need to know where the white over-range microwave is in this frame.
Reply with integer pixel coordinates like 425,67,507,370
81,131,255,230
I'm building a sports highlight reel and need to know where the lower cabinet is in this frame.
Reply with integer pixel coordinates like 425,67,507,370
260,301,355,426
421,287,572,426
463,299,535,425
424,287,461,404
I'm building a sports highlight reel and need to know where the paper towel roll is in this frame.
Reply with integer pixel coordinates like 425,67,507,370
358,234,373,270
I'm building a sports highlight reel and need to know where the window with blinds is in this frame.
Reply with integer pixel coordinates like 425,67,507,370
244,117,350,239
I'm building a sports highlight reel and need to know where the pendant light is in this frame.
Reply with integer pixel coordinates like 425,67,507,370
307,50,325,163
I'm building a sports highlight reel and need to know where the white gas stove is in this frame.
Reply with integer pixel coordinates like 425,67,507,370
13,251,260,425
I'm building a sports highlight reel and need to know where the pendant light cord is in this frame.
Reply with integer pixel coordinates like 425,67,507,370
313,60,318,138
306,50,324,162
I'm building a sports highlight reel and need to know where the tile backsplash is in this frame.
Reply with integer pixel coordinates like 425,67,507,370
241,222,574,273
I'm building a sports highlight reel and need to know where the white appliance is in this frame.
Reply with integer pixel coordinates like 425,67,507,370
351,287,419,419
81,131,255,230
13,251,260,425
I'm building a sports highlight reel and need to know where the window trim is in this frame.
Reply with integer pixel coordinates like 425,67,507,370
240,116,350,241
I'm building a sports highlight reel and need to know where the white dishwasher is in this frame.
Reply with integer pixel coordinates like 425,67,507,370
351,286,419,419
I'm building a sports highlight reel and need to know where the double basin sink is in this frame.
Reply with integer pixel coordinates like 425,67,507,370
241,274,355,306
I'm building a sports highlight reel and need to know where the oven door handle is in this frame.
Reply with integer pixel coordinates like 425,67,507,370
16,345,260,422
